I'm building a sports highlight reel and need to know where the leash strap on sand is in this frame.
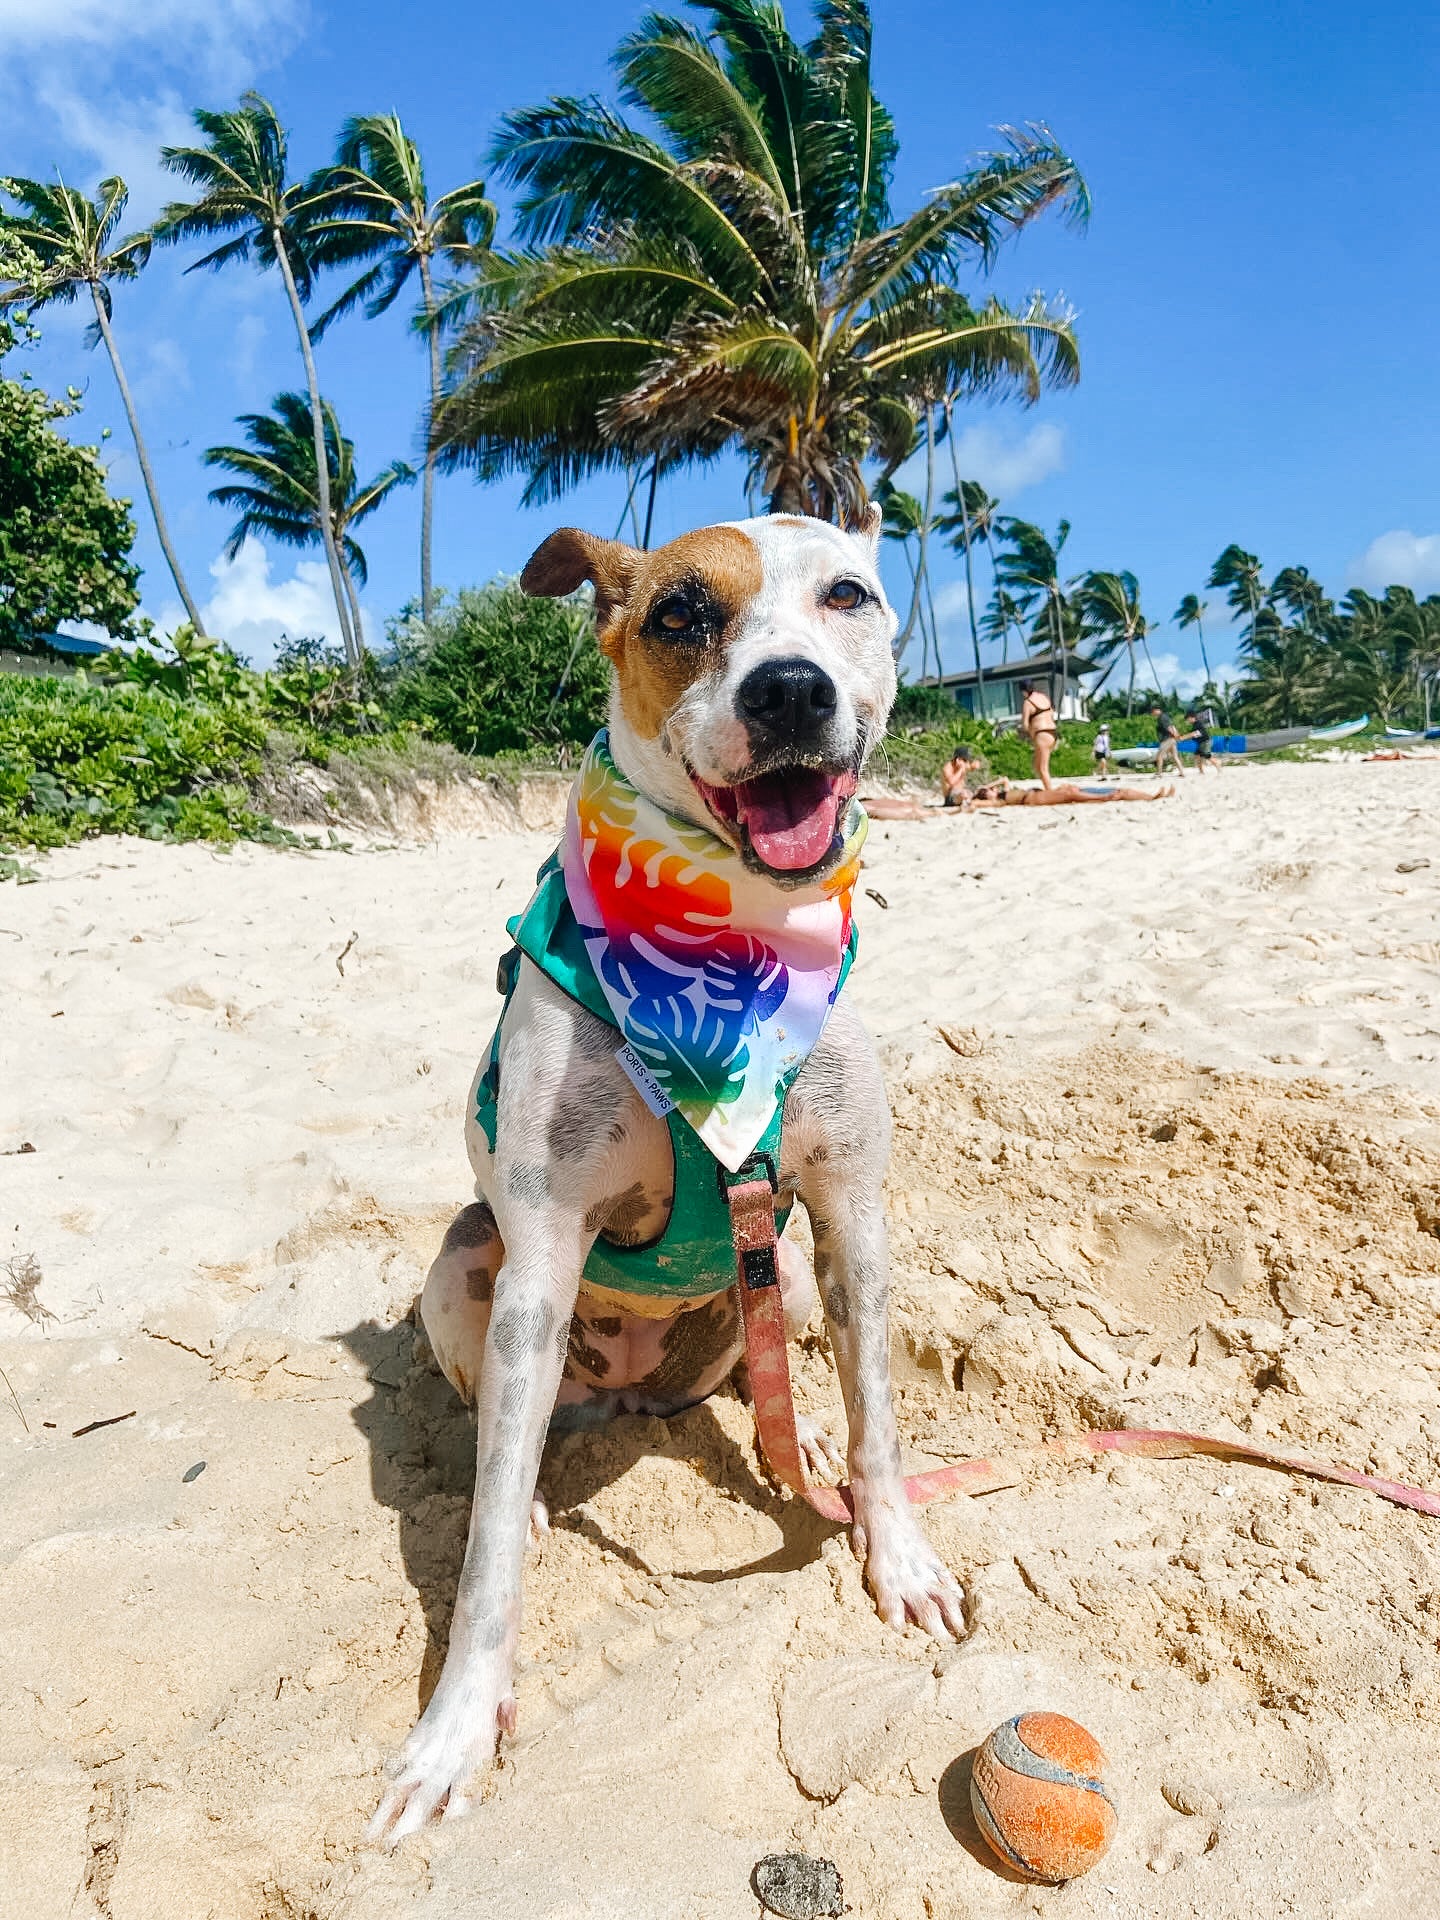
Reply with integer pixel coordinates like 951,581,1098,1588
724,1158,1019,1525
723,1161,1440,1529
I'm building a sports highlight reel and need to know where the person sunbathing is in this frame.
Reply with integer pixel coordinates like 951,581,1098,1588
863,777,1173,820
970,778,1174,807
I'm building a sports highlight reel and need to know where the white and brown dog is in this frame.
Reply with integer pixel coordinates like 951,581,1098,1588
369,509,966,1844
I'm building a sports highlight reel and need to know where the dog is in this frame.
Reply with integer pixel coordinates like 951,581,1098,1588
368,508,966,1844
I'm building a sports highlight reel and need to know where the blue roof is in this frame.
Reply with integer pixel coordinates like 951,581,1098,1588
39,632,110,656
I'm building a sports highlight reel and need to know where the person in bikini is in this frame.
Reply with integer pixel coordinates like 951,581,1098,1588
1019,679,1058,788
970,779,1174,808
863,777,1173,818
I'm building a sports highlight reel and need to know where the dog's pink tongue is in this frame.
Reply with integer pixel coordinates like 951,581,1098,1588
735,768,852,872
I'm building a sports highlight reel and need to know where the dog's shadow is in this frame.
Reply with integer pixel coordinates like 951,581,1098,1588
338,1313,836,1715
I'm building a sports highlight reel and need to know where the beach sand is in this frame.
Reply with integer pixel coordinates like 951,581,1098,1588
2,757,1438,1918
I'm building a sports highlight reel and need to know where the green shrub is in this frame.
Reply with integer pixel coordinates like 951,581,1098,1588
389,579,609,755
0,674,277,848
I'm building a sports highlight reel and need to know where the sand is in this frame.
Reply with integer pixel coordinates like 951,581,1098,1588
2,756,1438,1918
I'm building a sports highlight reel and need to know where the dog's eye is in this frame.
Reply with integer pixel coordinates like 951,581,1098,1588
653,595,694,635
825,578,866,611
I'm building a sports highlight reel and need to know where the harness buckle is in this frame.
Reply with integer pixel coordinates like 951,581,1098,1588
718,1148,779,1202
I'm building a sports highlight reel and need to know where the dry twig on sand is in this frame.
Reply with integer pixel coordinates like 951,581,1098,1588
3,1252,55,1326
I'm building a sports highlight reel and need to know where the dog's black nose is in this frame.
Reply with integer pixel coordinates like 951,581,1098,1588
737,657,838,740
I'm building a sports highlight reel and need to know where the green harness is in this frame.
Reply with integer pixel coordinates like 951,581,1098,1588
474,856,856,1298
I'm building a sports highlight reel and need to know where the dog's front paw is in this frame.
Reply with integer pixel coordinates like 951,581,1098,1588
366,1670,516,1848
855,1505,968,1640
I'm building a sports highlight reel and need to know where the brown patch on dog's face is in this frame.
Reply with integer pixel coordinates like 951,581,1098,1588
522,524,762,740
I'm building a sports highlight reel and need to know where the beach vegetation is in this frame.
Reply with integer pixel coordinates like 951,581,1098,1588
387,577,609,755
0,359,141,651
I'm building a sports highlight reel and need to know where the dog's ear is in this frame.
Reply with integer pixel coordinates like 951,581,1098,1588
850,500,883,558
521,528,640,636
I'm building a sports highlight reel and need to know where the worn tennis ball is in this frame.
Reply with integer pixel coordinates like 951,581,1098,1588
970,1712,1117,1883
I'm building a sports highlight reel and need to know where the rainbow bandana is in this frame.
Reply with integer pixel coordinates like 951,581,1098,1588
561,732,867,1172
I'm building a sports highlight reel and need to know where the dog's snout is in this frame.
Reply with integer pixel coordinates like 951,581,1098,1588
736,657,838,741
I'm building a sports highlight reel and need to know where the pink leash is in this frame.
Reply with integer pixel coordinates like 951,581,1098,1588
726,1173,1440,1528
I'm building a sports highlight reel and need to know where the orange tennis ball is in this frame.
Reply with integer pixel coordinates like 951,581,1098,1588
970,1712,1117,1883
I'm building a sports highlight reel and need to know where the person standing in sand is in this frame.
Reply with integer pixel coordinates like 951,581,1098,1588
1092,721,1112,776
1152,702,1183,777
1184,706,1215,772
1019,679,1058,788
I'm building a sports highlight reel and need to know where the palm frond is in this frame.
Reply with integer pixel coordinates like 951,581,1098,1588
617,13,789,205
702,0,825,225
811,0,896,250
842,129,1087,319
489,95,766,292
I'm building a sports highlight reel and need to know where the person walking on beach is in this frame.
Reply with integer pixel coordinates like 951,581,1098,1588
1092,721,1112,776
1184,706,1215,772
1020,679,1058,789
1152,702,1183,777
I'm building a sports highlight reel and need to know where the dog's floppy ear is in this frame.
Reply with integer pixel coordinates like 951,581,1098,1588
521,528,640,637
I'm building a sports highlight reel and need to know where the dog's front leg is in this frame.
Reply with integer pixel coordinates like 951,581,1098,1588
793,1011,967,1640
367,1206,580,1844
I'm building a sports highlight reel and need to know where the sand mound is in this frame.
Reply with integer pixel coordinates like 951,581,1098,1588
4,1043,1439,1919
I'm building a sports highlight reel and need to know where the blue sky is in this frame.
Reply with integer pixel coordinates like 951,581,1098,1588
3,0,1439,691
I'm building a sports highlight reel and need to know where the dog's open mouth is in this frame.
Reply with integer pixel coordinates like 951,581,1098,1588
690,765,857,873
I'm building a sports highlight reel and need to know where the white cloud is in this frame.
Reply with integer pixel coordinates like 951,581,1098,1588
894,420,1066,505
945,420,1066,499
1,0,304,222
0,0,294,55
1120,651,1237,701
200,538,355,666
1349,529,1440,597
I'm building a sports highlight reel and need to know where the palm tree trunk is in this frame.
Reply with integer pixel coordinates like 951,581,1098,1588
641,459,660,550
273,230,358,668
417,253,441,625
1195,611,1213,685
1126,640,1136,716
341,554,366,662
1052,588,1068,714
942,398,984,699
89,285,207,638
894,546,920,669
1140,633,1161,693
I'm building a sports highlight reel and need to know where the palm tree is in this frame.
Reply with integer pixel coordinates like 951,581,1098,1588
937,470,999,694
994,514,1072,699
0,175,207,634
1329,587,1422,727
1233,619,1321,728
981,585,1025,665
203,392,414,653
1075,569,1151,714
1206,544,1268,655
1173,592,1214,685
876,480,929,672
155,94,359,664
305,115,495,623
433,0,1087,519
1270,564,1332,640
